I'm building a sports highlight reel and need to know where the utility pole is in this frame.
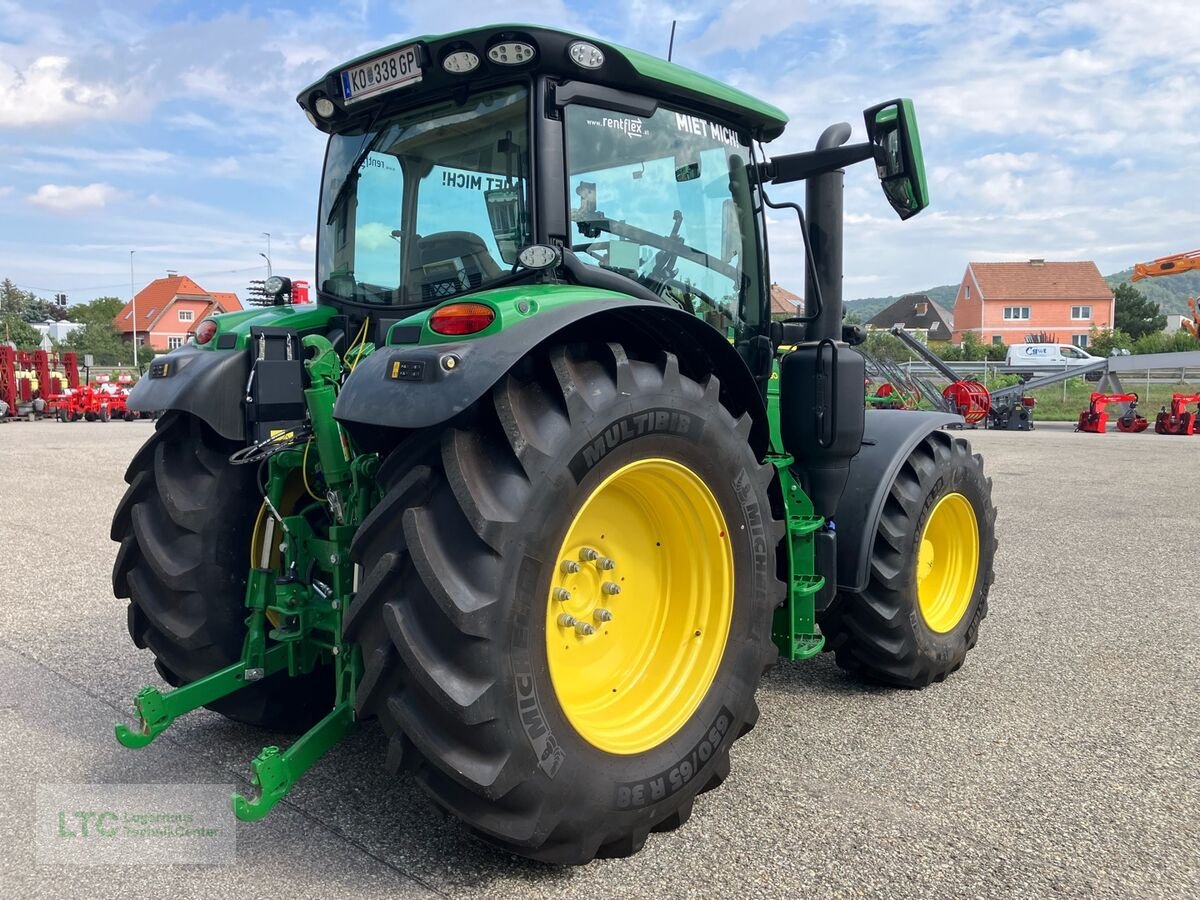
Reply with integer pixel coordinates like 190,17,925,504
262,232,273,279
130,250,138,370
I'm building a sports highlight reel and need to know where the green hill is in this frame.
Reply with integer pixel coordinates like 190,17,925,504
845,284,957,321
1104,268,1200,316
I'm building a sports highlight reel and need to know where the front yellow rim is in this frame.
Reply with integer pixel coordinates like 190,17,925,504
545,458,734,755
916,491,980,633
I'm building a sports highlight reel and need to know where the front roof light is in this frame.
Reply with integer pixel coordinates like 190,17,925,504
314,96,336,118
487,41,536,66
518,244,560,270
443,49,480,74
568,41,605,70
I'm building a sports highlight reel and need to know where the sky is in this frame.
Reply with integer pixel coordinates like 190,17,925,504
2,0,1198,306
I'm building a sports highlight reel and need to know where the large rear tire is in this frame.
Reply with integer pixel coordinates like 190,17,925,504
347,343,782,863
819,431,996,687
112,412,332,729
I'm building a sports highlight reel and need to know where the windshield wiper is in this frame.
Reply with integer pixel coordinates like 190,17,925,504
324,110,392,226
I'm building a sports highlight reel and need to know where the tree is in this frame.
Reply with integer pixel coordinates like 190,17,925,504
0,315,42,349
70,296,126,327
0,278,22,317
960,330,987,361
1088,327,1133,358
1113,282,1166,339
63,321,132,365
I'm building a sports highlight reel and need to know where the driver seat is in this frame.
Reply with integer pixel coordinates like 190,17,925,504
410,231,501,301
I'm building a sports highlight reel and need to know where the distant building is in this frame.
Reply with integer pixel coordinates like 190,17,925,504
951,259,1113,347
113,275,241,352
770,282,803,320
31,320,84,342
1165,314,1184,334
865,294,953,341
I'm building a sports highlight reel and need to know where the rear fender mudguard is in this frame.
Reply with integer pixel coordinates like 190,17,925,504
834,409,963,593
126,346,248,441
334,298,770,457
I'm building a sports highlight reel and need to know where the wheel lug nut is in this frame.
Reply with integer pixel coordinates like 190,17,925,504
575,621,596,636
553,587,572,602
579,547,599,561
557,613,577,628
594,608,613,622
560,560,581,575
596,557,616,571
601,582,621,595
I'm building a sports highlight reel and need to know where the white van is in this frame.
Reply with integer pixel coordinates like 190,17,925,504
1005,343,1102,370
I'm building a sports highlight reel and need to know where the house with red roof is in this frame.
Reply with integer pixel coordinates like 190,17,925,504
769,282,803,320
951,259,1113,347
112,275,241,353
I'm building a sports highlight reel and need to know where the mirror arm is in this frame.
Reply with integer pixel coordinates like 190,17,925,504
759,142,876,185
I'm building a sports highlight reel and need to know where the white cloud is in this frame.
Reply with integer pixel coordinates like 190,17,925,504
28,182,116,212
298,233,316,253
208,157,240,176
0,56,123,126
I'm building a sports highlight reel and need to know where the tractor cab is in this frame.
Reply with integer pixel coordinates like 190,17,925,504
299,24,926,373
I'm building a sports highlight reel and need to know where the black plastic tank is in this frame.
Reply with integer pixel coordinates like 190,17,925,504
779,338,866,518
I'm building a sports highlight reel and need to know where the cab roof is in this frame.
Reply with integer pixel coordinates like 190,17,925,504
298,24,789,141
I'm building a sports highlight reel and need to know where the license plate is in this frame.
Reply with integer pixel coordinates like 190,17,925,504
340,45,422,104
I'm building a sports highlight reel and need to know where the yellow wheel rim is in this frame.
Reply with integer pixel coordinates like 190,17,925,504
546,458,734,755
916,491,980,633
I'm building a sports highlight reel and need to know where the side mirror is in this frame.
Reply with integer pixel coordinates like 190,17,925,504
863,99,929,220
674,152,701,182
484,187,523,265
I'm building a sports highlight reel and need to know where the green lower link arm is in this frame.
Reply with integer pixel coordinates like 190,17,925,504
231,700,356,821
115,644,291,749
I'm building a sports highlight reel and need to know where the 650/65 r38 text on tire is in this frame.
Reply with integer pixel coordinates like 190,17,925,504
111,411,332,729
819,430,997,687
346,342,783,864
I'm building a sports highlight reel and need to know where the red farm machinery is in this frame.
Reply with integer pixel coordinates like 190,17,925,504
0,347,79,418
1153,393,1200,435
1075,392,1149,433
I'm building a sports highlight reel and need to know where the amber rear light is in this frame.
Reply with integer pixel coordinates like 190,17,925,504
194,319,218,345
429,302,495,336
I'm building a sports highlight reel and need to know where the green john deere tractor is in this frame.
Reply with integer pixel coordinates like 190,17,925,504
112,24,996,864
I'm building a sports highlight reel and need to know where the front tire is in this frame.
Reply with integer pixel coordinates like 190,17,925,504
819,431,996,687
347,343,781,863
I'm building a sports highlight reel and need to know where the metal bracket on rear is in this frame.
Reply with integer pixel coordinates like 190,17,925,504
115,645,290,749
231,701,355,821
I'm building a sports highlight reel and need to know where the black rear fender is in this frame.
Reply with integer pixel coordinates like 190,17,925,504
126,347,248,442
334,298,770,457
834,410,963,593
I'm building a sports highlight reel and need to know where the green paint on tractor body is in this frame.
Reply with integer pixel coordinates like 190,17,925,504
116,21,952,848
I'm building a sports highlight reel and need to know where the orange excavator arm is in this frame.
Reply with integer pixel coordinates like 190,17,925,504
1131,248,1200,281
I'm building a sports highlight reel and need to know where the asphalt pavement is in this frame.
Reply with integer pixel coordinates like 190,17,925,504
0,419,1196,899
